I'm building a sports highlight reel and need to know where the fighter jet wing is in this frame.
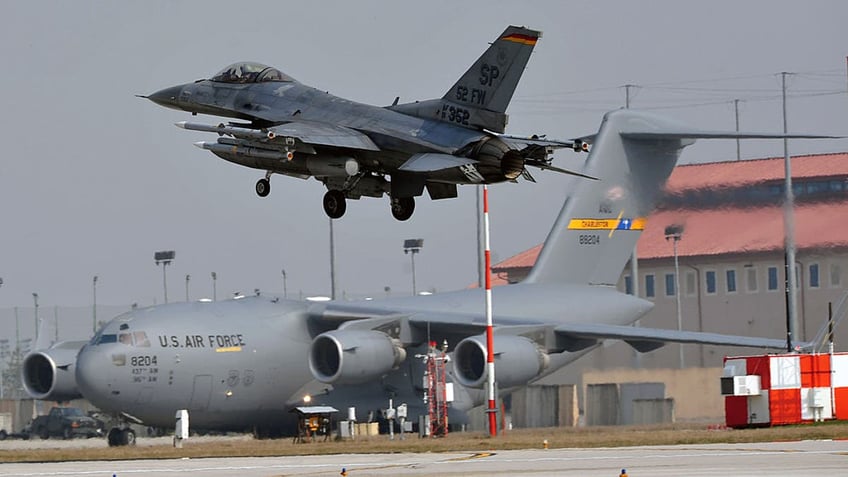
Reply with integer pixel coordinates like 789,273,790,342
267,120,381,151
177,120,380,152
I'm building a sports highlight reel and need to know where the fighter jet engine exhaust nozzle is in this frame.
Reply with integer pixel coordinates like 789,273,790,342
308,330,407,385
21,341,87,402
453,334,549,389
472,137,525,181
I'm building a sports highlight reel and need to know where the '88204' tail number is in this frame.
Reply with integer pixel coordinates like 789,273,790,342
578,234,600,245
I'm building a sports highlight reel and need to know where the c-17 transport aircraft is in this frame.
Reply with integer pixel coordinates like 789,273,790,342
143,26,593,221
23,110,828,446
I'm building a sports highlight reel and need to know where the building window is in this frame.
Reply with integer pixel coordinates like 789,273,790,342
665,273,676,297
685,270,696,297
809,263,819,288
768,266,779,291
746,267,758,293
705,270,717,295
831,263,842,287
624,275,633,295
726,269,737,293
645,274,655,298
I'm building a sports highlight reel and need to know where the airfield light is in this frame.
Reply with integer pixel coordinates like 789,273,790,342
664,224,684,369
303,394,312,404
154,251,175,304
403,239,424,296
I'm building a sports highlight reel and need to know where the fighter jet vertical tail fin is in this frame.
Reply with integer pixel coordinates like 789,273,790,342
441,25,540,128
523,110,689,286
391,26,540,133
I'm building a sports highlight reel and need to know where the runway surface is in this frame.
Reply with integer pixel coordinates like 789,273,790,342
1,440,846,476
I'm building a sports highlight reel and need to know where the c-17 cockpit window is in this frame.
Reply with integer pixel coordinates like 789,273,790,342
211,62,292,84
133,331,151,348
91,333,117,345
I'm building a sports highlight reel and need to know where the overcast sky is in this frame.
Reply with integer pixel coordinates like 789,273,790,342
1,0,847,312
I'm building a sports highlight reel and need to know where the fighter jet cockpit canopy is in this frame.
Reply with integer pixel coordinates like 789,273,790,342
210,62,294,84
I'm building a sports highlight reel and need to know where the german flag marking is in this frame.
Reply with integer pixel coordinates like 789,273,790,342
501,33,538,45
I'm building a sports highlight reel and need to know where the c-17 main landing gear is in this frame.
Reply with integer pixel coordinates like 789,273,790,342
323,190,347,219
391,197,415,221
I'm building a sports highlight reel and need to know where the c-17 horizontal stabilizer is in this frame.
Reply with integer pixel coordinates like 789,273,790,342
524,109,840,287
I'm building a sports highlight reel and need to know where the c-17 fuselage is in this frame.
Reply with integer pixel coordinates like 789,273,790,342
145,26,590,221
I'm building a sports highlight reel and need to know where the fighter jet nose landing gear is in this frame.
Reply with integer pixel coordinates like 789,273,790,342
255,178,270,197
390,197,415,221
323,189,347,219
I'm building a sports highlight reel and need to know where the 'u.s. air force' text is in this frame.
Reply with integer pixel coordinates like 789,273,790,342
157,334,245,348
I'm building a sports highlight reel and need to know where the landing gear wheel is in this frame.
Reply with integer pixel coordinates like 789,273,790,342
107,427,121,447
121,428,136,446
255,178,270,197
391,197,415,221
323,190,347,219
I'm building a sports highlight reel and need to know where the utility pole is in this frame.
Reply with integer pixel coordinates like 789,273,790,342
781,72,798,351
211,272,217,301
92,275,98,334
185,274,191,302
734,99,742,161
32,293,39,342
281,269,288,299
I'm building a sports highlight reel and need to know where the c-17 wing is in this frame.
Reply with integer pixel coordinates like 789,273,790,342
553,322,808,353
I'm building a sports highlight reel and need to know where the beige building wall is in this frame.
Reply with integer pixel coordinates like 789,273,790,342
582,367,725,421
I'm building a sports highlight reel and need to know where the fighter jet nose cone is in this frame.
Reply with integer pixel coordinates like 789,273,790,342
147,85,183,109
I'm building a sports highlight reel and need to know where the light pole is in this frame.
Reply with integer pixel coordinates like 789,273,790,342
281,269,288,299
665,224,684,369
403,239,423,296
185,274,191,302
211,272,217,301
32,293,39,342
154,251,175,304
92,276,98,334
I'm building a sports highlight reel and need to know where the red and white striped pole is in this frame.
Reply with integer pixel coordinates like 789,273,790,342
483,185,497,437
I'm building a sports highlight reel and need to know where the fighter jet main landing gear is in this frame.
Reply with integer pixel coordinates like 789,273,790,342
323,189,347,219
255,178,270,197
391,197,415,221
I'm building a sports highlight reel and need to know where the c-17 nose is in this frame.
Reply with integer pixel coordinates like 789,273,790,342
74,344,112,407
144,85,184,110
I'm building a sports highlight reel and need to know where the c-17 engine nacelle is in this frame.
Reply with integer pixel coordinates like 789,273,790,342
308,330,407,385
452,334,549,389
22,341,88,402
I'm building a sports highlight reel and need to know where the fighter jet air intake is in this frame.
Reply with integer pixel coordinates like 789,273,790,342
143,26,592,221
23,109,828,445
